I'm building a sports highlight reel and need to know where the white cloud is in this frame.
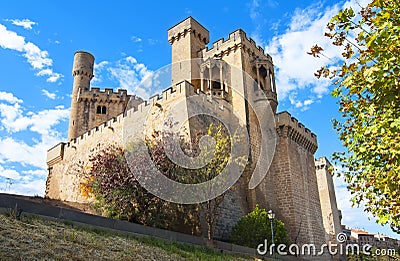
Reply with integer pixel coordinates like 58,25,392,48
7,18,36,30
288,93,315,111
303,99,313,106
92,56,158,100
264,0,370,104
249,0,260,21
147,39,158,45
0,165,21,180
333,175,376,229
0,91,69,189
266,0,278,8
0,92,69,136
106,56,155,99
0,106,69,135
126,56,137,64
0,23,63,82
265,3,340,101
28,107,69,135
0,89,69,173
37,69,63,82
22,169,47,177
36,69,52,76
0,24,25,51
109,66,138,90
92,61,109,84
0,138,49,168
47,73,63,83
41,89,56,99
0,102,26,132
22,42,52,69
131,35,142,43
0,91,22,104
331,164,400,238
0,91,65,196
0,178,46,196
0,130,67,170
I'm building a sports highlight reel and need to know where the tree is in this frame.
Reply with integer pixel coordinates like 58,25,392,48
309,0,400,232
230,205,289,248
191,123,232,240
148,122,233,240
79,143,200,234
79,122,233,238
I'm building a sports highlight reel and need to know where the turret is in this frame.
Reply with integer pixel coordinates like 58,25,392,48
254,58,278,114
68,51,94,140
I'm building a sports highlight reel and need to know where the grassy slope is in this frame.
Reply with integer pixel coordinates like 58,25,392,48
0,213,256,260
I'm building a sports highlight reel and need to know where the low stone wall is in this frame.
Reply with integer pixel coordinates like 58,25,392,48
0,193,304,260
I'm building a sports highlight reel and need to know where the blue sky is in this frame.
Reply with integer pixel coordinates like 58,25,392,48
0,0,398,239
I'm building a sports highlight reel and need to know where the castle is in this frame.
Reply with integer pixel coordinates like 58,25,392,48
46,17,341,259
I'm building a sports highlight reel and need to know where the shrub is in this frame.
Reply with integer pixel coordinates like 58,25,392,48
79,122,233,239
230,205,289,248
79,143,200,235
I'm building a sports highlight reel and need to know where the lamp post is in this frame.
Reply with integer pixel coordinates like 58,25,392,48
267,209,275,253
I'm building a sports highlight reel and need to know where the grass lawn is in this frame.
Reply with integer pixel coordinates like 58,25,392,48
0,211,258,260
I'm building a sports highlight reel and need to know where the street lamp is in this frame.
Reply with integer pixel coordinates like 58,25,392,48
267,209,275,252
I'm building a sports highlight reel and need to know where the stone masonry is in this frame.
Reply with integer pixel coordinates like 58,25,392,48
46,17,340,259
316,156,345,260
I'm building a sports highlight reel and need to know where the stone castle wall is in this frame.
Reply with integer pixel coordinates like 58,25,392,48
316,156,344,261
250,111,327,250
67,51,144,141
46,81,232,202
46,18,333,258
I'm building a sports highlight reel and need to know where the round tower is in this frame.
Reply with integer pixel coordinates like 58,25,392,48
67,51,94,140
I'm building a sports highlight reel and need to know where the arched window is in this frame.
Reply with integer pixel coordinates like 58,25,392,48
269,69,275,92
258,65,268,91
102,106,106,114
96,106,101,114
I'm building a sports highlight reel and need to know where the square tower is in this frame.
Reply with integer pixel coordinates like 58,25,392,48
168,17,209,89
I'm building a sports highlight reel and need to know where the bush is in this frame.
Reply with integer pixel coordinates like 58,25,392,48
79,143,200,235
230,205,289,248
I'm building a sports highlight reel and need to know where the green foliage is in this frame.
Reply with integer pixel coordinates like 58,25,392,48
230,205,289,248
192,123,233,240
145,122,234,240
310,0,400,233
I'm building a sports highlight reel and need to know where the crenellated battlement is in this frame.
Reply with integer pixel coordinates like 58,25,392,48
76,87,133,103
47,18,329,249
72,69,94,79
72,51,94,79
202,29,272,61
47,80,233,166
315,156,332,170
276,111,318,153
168,16,209,45
66,114,123,147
